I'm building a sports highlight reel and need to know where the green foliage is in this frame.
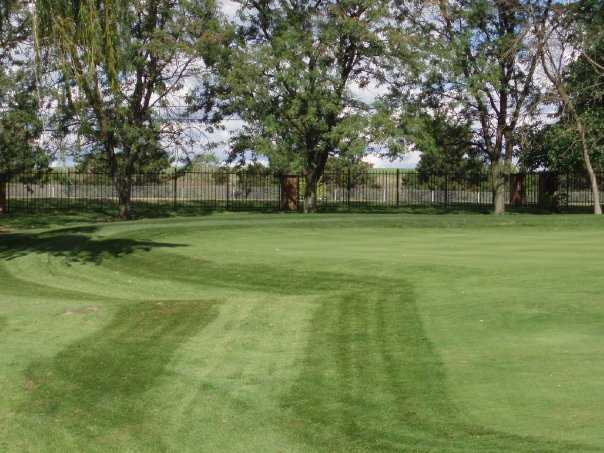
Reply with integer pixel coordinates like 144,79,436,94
212,0,394,207
36,0,227,215
522,114,604,173
0,0,48,177
0,86,48,176
559,1,604,171
185,151,221,170
397,111,485,178
74,150,172,174
390,1,546,206
522,1,604,174
321,155,375,188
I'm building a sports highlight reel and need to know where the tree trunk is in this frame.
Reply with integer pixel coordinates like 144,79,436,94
577,120,602,215
303,152,329,213
492,162,506,215
115,176,133,220
304,174,318,213
0,176,7,215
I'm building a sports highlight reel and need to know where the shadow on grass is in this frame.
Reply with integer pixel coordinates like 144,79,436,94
1,201,275,230
0,226,185,264
22,299,220,445
282,281,598,452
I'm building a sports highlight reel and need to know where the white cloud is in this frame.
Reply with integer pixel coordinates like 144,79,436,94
219,0,239,18
363,151,420,169
350,80,388,105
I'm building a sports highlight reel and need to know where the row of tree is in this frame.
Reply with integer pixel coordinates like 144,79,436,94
0,0,603,217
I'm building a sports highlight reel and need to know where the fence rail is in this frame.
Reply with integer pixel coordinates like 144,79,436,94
1,169,603,213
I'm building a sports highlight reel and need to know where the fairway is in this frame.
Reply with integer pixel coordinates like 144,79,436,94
1,213,604,452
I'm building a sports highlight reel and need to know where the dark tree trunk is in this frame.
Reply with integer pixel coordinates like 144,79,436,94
492,162,506,215
304,173,319,213
303,151,329,213
115,176,133,220
577,121,602,215
0,176,7,215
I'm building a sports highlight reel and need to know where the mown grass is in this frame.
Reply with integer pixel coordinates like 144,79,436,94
1,212,603,452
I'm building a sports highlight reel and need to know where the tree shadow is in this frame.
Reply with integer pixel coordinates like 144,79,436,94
0,226,186,264
22,299,221,446
0,202,263,231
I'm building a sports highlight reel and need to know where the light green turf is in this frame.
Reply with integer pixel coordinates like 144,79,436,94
1,212,604,452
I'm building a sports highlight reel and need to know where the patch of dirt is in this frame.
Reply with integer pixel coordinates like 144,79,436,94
24,378,36,392
62,305,99,316
287,418,306,429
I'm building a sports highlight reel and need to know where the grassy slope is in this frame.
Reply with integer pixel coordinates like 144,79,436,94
1,212,603,452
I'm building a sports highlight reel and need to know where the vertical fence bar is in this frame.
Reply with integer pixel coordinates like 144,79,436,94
396,169,400,208
347,166,352,210
173,169,178,209
226,172,230,210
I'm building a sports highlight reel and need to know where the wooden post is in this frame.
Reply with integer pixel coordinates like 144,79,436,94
280,175,299,211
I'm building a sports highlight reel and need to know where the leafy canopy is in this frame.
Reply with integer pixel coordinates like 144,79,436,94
218,0,396,176
0,0,48,176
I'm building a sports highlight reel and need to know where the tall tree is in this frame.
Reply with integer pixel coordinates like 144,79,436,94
535,0,603,214
0,0,48,214
36,0,226,218
392,0,549,214
213,0,395,212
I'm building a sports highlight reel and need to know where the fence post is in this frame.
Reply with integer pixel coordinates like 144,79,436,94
298,173,302,212
0,173,8,215
444,173,449,206
226,172,230,210
396,169,400,208
173,169,178,209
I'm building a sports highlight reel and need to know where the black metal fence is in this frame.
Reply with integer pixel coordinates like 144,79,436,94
1,169,603,213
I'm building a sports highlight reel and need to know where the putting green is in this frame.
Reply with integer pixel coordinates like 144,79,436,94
1,213,603,452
